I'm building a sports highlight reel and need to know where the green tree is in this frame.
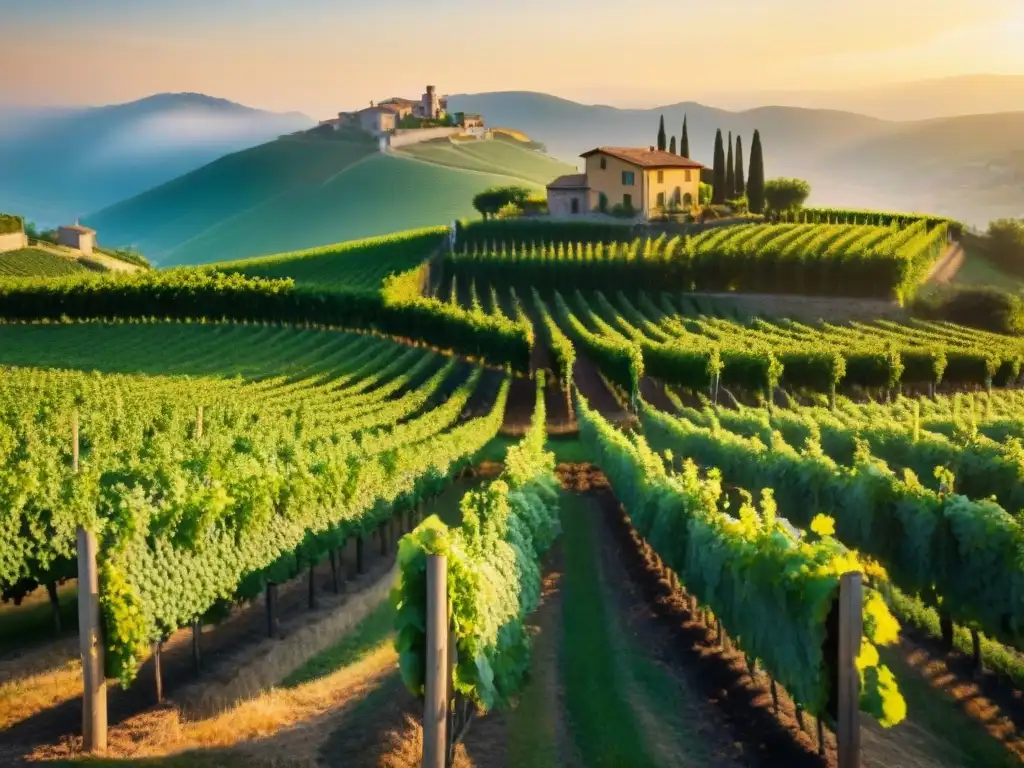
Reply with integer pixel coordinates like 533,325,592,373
698,182,713,205
472,186,531,219
669,135,677,154
747,130,766,214
657,115,667,151
725,131,735,199
680,116,689,158
986,219,1024,276
734,136,745,197
764,178,811,214
712,129,726,204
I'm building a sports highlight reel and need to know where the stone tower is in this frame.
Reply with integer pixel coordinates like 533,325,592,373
423,85,438,118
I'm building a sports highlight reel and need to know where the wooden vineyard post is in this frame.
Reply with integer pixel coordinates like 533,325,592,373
192,620,202,672
330,548,340,594
74,413,108,753
423,555,448,768
196,405,204,439
308,563,317,610
837,572,862,768
152,642,164,704
46,581,61,635
266,583,279,638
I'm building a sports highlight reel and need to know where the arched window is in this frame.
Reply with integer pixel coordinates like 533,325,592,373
673,187,682,204
571,197,580,214
598,192,608,212
682,192,693,206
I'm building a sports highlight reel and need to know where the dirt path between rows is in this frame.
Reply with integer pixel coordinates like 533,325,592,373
926,243,966,285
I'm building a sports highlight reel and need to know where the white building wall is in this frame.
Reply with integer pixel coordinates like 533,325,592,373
0,232,27,253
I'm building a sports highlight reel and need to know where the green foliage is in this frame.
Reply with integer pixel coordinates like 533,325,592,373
0,214,24,235
394,376,559,711
0,247,534,372
446,221,953,301
668,135,677,154
454,218,633,250
472,186,532,219
680,115,690,159
576,394,904,725
974,218,1024,278
698,182,713,206
496,202,524,219
640,401,1024,651
712,130,726,205
553,291,643,404
217,227,445,292
799,207,960,235
0,349,510,685
657,115,666,152
531,288,576,388
747,130,765,214
914,286,1024,336
764,178,811,214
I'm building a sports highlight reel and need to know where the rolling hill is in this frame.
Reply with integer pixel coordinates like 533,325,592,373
0,93,312,227
698,75,1024,121
447,91,1024,226
84,133,576,266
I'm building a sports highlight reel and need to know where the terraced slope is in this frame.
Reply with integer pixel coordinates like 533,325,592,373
0,248,88,277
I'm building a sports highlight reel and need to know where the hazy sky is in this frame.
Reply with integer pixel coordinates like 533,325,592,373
3,0,1023,115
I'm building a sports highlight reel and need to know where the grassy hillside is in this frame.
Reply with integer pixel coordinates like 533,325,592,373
0,248,88,277
393,136,573,182
86,134,575,267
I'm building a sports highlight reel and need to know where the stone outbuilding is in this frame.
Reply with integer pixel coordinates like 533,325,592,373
545,173,590,216
58,220,96,254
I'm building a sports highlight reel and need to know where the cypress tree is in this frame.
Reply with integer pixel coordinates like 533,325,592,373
669,135,677,154
680,115,690,158
735,135,745,197
725,131,735,199
712,129,726,204
747,130,766,214
657,115,666,151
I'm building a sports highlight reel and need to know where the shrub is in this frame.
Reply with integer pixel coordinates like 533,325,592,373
609,201,636,218
914,286,1024,336
764,178,811,214
725,195,749,214
0,214,24,235
984,218,1024,277
698,182,713,205
496,202,524,219
472,186,532,219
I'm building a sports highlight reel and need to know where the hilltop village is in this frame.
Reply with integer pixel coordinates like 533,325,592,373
316,84,486,149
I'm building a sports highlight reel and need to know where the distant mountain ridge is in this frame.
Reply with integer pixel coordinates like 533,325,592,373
447,91,1024,226
0,93,313,227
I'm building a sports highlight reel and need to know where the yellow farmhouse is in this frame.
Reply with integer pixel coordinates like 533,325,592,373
546,146,704,218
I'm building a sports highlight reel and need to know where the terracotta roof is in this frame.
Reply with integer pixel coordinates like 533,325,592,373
580,147,704,169
60,223,95,235
360,105,400,114
547,173,588,190
380,97,419,106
